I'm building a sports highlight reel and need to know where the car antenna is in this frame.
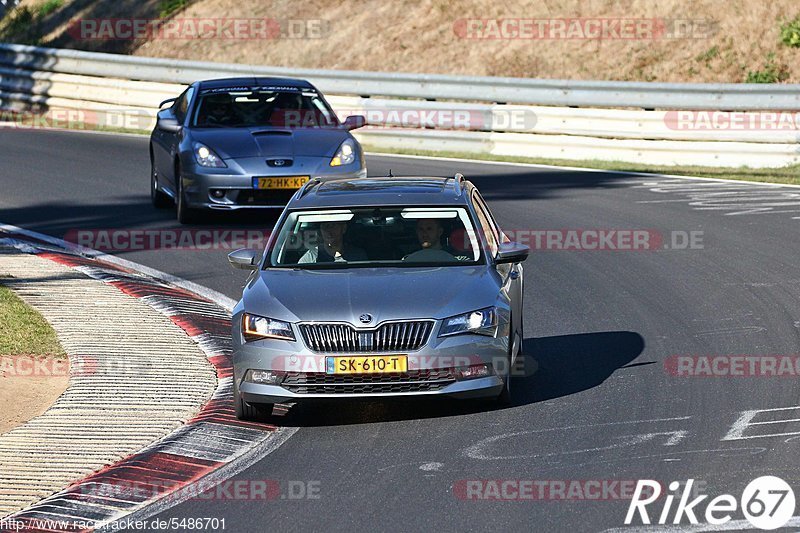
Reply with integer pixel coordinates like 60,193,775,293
388,169,394,177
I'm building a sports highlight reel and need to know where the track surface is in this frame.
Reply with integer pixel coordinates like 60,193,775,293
3,129,800,531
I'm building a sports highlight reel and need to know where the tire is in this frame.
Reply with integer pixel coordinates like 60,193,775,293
175,162,199,224
496,318,518,406
150,161,172,209
233,379,274,421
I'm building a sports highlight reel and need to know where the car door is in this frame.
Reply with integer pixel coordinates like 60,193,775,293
153,86,193,191
472,191,524,356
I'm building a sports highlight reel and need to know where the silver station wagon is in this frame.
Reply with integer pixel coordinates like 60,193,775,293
228,174,529,419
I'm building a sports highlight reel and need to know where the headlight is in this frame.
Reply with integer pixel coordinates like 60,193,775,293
439,307,498,338
242,313,295,342
330,139,356,166
194,142,227,168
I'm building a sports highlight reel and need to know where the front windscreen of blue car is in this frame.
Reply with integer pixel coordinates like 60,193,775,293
192,87,339,129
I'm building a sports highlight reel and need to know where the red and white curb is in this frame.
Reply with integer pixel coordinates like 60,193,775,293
0,227,296,533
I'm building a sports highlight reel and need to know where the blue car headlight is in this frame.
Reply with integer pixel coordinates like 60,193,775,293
194,142,227,168
439,307,498,338
242,313,295,342
330,139,356,167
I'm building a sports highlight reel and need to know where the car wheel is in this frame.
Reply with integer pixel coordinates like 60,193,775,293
175,163,199,224
150,162,172,209
233,379,273,421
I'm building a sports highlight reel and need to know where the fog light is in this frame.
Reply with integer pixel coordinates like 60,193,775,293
211,189,225,198
245,369,284,385
454,364,492,381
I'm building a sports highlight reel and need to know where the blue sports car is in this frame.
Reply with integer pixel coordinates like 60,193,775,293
150,77,366,223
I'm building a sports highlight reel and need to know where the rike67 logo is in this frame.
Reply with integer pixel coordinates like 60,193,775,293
625,477,795,530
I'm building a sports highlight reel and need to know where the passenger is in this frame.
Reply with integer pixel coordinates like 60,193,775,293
403,219,456,262
299,221,367,263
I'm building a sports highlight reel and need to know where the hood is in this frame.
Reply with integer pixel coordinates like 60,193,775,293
242,266,501,324
191,128,351,159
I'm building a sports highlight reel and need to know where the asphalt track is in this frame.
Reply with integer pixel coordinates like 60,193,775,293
3,128,800,532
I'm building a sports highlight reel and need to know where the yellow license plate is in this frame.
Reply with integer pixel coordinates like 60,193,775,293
325,355,408,374
253,176,310,190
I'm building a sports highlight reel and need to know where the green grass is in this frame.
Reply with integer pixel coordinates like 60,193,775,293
780,15,800,47
361,144,800,186
159,0,189,17
745,53,790,83
0,283,65,356
37,0,63,17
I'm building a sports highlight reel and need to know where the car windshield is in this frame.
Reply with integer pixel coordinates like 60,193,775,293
192,87,338,129
268,207,484,268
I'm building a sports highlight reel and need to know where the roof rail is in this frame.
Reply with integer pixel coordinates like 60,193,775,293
297,177,321,199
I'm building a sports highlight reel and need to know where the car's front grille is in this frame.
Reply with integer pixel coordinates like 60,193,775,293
298,320,434,353
281,369,456,394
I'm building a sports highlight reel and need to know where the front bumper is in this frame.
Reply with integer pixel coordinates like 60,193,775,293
233,318,511,404
240,375,504,403
181,156,366,209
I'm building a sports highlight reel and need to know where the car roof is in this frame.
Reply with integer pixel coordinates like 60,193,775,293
197,77,317,92
288,176,472,209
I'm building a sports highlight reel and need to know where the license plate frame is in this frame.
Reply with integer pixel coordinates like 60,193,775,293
325,355,408,375
252,176,310,190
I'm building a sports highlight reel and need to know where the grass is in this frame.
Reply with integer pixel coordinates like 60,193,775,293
745,53,790,83
780,15,800,47
159,0,189,17
0,283,65,356
361,144,800,186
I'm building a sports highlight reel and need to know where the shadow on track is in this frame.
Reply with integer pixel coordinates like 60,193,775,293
266,330,645,427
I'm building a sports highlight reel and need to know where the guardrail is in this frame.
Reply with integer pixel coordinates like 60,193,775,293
0,43,798,168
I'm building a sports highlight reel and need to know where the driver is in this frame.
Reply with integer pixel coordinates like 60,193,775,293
203,95,236,126
299,221,367,263
403,219,455,262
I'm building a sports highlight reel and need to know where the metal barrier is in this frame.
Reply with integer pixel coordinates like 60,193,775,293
0,43,798,168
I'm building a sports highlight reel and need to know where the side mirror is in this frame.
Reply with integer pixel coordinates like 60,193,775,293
159,97,177,108
228,248,260,270
495,242,530,264
157,116,182,133
342,115,366,131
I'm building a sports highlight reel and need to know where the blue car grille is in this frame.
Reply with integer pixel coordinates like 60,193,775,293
298,320,434,353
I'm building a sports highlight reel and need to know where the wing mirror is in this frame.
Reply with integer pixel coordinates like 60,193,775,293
228,248,260,270
159,97,177,108
157,116,182,133
495,242,530,264
342,115,366,131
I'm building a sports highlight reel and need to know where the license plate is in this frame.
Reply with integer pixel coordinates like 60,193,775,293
253,176,310,190
325,355,408,374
